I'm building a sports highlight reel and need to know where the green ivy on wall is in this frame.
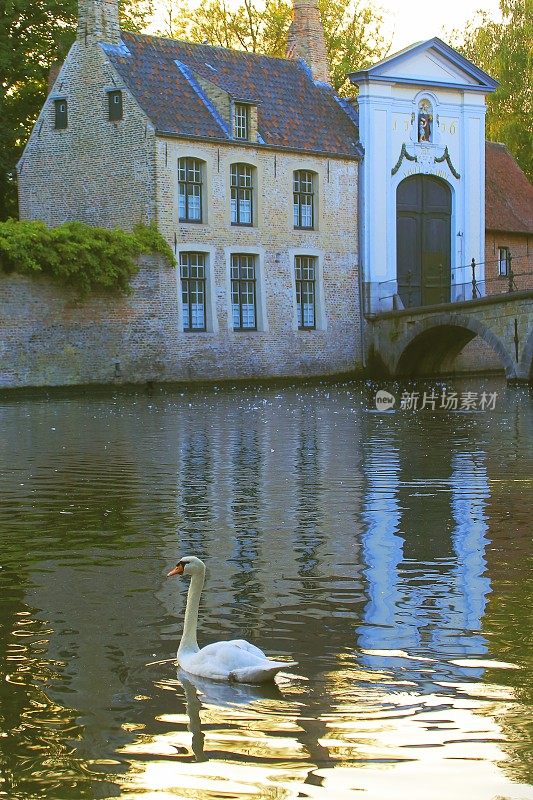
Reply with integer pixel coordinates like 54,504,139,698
0,220,175,298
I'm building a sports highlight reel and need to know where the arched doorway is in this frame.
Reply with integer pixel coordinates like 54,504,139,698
396,175,451,307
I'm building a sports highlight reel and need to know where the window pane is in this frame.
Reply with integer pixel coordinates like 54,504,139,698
178,187,187,220
178,159,202,221
239,195,251,224
188,186,201,220
301,200,312,228
241,304,255,328
231,256,256,329
189,161,201,182
230,193,238,224
181,253,206,331
293,202,300,227
182,269,190,329
295,257,316,329
303,300,315,327
301,172,313,192
234,104,249,139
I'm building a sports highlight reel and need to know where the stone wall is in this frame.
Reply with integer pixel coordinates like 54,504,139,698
0,252,362,390
17,39,156,230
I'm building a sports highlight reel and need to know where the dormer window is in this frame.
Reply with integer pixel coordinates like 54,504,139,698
108,90,123,121
234,103,250,140
54,99,68,130
418,98,433,142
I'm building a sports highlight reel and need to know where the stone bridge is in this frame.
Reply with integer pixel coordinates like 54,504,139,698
366,291,533,382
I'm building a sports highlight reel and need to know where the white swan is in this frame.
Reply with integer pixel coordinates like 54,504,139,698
167,556,297,683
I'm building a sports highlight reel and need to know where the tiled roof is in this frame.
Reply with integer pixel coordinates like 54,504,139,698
485,142,533,234
102,32,361,158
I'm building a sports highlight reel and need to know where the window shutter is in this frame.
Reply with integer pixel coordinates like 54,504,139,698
108,90,123,121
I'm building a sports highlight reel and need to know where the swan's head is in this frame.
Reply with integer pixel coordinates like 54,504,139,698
167,556,205,578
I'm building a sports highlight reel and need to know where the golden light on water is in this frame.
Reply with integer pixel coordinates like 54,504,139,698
113,665,533,800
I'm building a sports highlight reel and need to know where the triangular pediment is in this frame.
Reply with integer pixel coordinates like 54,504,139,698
350,38,498,92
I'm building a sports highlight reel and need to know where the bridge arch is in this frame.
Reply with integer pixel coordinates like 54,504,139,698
392,312,517,379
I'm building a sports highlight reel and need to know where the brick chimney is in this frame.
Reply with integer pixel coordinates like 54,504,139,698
77,0,120,44
287,0,330,84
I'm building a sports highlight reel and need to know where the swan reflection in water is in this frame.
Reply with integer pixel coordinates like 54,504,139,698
177,668,284,762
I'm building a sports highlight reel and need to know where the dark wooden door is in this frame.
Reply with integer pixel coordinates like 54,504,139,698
397,175,451,307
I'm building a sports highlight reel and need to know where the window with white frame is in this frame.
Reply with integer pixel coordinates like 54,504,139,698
178,157,203,222
295,256,317,329
231,254,257,330
230,164,254,226
180,252,207,331
293,171,315,229
498,246,510,276
234,103,250,140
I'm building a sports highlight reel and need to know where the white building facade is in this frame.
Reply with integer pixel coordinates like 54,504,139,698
351,39,497,313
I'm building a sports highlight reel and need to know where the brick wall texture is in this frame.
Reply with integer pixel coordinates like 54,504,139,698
484,232,533,293
0,252,362,389
17,40,156,229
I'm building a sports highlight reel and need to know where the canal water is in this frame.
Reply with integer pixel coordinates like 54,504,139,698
0,378,532,800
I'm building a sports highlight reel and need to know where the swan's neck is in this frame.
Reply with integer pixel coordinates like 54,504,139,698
179,570,204,654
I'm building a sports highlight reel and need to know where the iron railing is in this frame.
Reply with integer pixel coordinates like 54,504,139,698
373,252,532,313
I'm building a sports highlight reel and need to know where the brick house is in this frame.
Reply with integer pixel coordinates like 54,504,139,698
15,0,364,384
484,142,533,294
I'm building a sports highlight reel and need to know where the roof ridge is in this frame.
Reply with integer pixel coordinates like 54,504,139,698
121,30,302,68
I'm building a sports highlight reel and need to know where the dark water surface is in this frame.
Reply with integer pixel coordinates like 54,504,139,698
1,378,532,800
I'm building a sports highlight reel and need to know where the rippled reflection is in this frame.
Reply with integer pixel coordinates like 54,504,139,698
0,380,532,799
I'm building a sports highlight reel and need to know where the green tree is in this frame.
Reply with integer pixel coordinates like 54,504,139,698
452,0,533,181
158,0,390,95
0,0,154,220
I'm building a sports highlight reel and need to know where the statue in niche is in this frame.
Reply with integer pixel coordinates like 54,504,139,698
418,99,433,142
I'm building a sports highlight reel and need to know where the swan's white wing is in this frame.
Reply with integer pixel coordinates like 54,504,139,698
226,639,267,660
179,640,281,682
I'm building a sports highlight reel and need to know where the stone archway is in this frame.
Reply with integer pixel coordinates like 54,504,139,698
396,175,452,308
393,313,517,379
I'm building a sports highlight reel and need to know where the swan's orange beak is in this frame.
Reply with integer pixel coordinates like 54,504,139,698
167,563,184,577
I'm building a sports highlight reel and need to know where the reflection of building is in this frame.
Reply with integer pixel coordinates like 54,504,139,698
2,388,533,797
358,434,491,682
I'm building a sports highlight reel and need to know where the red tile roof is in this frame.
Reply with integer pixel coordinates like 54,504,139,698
485,142,533,234
103,33,361,158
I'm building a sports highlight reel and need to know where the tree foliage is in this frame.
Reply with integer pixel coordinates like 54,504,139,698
452,0,532,181
0,0,154,220
0,220,175,297
157,0,391,95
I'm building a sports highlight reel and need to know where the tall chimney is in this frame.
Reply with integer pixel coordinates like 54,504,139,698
287,0,330,84
77,0,120,44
